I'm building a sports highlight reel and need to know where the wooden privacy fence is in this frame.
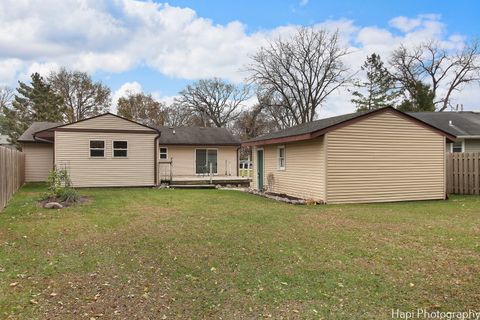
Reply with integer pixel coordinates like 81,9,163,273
446,152,480,195
0,146,25,211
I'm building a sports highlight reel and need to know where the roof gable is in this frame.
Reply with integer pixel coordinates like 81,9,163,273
243,107,456,146
58,113,158,132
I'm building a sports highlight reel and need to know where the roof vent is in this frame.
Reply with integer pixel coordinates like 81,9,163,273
172,129,176,134
449,120,453,126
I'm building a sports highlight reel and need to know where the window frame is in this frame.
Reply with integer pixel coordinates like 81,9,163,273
112,140,128,158
89,139,106,158
451,140,465,153
194,148,218,175
159,147,169,160
277,145,286,170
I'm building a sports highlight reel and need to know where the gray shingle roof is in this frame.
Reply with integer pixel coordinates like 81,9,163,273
18,120,240,145
156,126,241,145
244,107,459,144
407,112,480,137
244,111,371,143
18,122,64,142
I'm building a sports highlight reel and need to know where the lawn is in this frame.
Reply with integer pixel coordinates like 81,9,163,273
1,184,479,319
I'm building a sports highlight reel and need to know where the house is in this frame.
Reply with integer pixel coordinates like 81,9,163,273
243,107,456,204
156,126,241,181
18,113,243,187
409,111,480,153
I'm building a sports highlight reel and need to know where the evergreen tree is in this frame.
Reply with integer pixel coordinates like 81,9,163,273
2,73,64,147
397,81,435,112
351,53,398,112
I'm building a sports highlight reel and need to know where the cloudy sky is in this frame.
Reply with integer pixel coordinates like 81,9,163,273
1,0,479,116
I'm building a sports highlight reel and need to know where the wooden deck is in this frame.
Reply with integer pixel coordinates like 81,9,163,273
162,175,251,186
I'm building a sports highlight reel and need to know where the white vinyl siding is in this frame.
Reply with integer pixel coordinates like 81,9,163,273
159,145,237,177
254,137,325,202
56,131,155,187
22,143,54,182
62,114,151,131
326,110,445,204
465,139,480,152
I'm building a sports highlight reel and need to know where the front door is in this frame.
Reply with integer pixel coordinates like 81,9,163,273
257,149,264,190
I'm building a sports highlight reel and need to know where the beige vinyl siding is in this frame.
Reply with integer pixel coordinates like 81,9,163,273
22,143,54,182
158,145,237,178
254,137,325,202
326,110,445,204
465,139,480,152
62,114,151,131
55,131,156,187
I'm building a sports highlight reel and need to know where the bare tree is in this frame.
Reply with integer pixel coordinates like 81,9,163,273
390,40,480,111
0,86,14,134
48,67,111,122
232,103,277,140
175,78,250,128
117,92,167,127
159,102,199,127
0,86,13,109
247,27,351,127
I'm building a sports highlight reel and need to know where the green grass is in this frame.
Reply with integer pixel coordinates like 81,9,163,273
1,183,479,319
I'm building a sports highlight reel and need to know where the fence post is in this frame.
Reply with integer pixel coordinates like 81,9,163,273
209,162,213,184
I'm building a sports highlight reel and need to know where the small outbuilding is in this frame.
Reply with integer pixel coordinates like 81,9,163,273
243,107,456,204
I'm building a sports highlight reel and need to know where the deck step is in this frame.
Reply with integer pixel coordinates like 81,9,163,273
169,184,217,189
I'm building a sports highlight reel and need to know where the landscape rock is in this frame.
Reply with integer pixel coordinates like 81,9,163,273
44,202,63,209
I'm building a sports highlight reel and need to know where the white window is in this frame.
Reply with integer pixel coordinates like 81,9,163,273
451,140,464,153
113,140,128,157
90,140,105,157
159,147,168,160
277,146,286,170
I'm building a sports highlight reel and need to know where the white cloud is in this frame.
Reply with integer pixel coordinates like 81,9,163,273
0,1,477,115
389,16,423,32
111,81,143,112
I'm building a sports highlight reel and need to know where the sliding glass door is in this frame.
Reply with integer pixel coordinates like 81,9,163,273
195,149,218,174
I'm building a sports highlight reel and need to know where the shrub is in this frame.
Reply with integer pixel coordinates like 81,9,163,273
56,187,80,203
43,167,79,203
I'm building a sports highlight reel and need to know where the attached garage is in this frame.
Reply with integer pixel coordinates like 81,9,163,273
244,107,456,204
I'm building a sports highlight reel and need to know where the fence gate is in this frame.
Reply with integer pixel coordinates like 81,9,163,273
446,152,480,195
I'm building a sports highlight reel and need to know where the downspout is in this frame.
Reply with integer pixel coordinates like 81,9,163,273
154,130,161,186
